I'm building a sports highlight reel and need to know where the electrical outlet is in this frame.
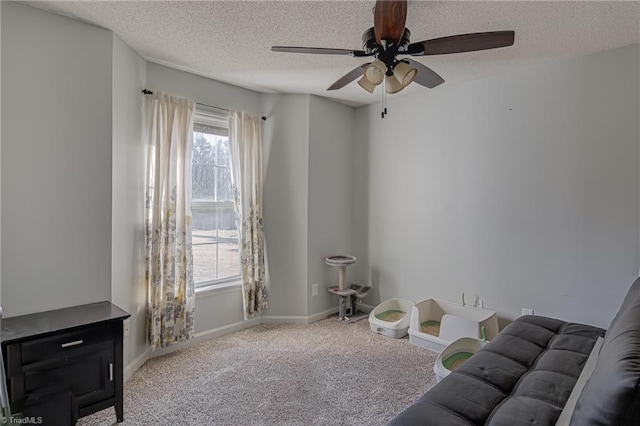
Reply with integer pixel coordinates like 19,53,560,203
522,308,534,316
312,283,318,297
123,319,130,337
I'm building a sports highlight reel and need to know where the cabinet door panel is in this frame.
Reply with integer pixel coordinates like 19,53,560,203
23,344,114,408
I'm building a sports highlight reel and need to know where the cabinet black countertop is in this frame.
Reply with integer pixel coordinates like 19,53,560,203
1,301,130,345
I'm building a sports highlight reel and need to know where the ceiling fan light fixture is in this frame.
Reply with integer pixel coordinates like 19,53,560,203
272,0,516,109
358,76,376,93
385,75,403,94
394,61,418,88
363,60,386,85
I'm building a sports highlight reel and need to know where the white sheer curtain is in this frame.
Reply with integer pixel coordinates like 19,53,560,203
229,111,268,319
144,91,196,349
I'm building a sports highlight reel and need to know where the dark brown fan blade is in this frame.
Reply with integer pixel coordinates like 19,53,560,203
374,0,407,44
271,46,369,57
406,31,515,56
403,59,444,89
328,64,370,91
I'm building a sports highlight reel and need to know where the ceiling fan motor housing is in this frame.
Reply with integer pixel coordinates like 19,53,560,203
362,27,413,74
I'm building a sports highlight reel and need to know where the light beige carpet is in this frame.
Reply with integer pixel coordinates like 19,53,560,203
78,318,437,426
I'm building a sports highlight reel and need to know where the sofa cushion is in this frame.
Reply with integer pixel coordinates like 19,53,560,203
389,316,604,426
556,336,604,426
569,277,640,426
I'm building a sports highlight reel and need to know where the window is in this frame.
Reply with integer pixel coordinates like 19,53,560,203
191,108,240,288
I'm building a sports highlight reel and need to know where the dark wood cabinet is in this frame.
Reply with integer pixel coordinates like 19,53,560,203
1,302,130,422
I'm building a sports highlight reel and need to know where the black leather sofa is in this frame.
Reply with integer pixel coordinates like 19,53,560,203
390,278,640,425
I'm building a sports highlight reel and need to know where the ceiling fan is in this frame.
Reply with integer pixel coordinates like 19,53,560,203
272,0,515,115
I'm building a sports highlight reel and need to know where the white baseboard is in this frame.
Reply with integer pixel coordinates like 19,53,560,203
147,317,261,359
307,306,339,323
124,317,261,379
125,349,150,382
261,315,308,324
262,307,338,324
194,317,262,341
358,303,375,313
262,305,373,324
262,307,339,324
126,304,373,379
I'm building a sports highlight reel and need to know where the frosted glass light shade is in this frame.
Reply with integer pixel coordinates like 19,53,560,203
394,61,417,88
385,75,403,94
364,60,386,85
358,76,376,93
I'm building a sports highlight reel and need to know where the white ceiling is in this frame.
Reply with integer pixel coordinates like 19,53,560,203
26,1,640,106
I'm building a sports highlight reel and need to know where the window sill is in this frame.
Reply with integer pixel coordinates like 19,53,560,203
195,280,243,298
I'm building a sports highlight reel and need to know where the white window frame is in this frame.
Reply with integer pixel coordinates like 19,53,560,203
192,107,241,292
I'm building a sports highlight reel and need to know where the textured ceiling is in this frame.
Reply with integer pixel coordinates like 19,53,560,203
26,1,640,106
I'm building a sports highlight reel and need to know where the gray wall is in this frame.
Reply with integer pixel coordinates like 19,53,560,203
1,2,113,317
146,63,262,116
112,34,147,370
262,94,310,317
353,45,640,329
307,96,354,316
261,94,356,319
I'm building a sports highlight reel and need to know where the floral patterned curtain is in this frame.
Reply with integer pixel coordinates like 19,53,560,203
229,111,268,319
144,91,196,349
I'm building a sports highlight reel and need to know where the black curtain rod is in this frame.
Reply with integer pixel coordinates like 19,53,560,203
142,89,266,121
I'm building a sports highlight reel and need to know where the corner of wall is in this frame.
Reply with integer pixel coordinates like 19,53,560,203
306,97,358,318
124,348,149,382
350,106,376,306
111,34,149,377
259,94,310,318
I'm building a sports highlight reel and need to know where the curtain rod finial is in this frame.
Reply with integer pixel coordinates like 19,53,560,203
142,89,153,95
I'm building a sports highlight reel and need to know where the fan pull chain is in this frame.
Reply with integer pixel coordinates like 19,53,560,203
381,79,384,118
381,78,387,119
